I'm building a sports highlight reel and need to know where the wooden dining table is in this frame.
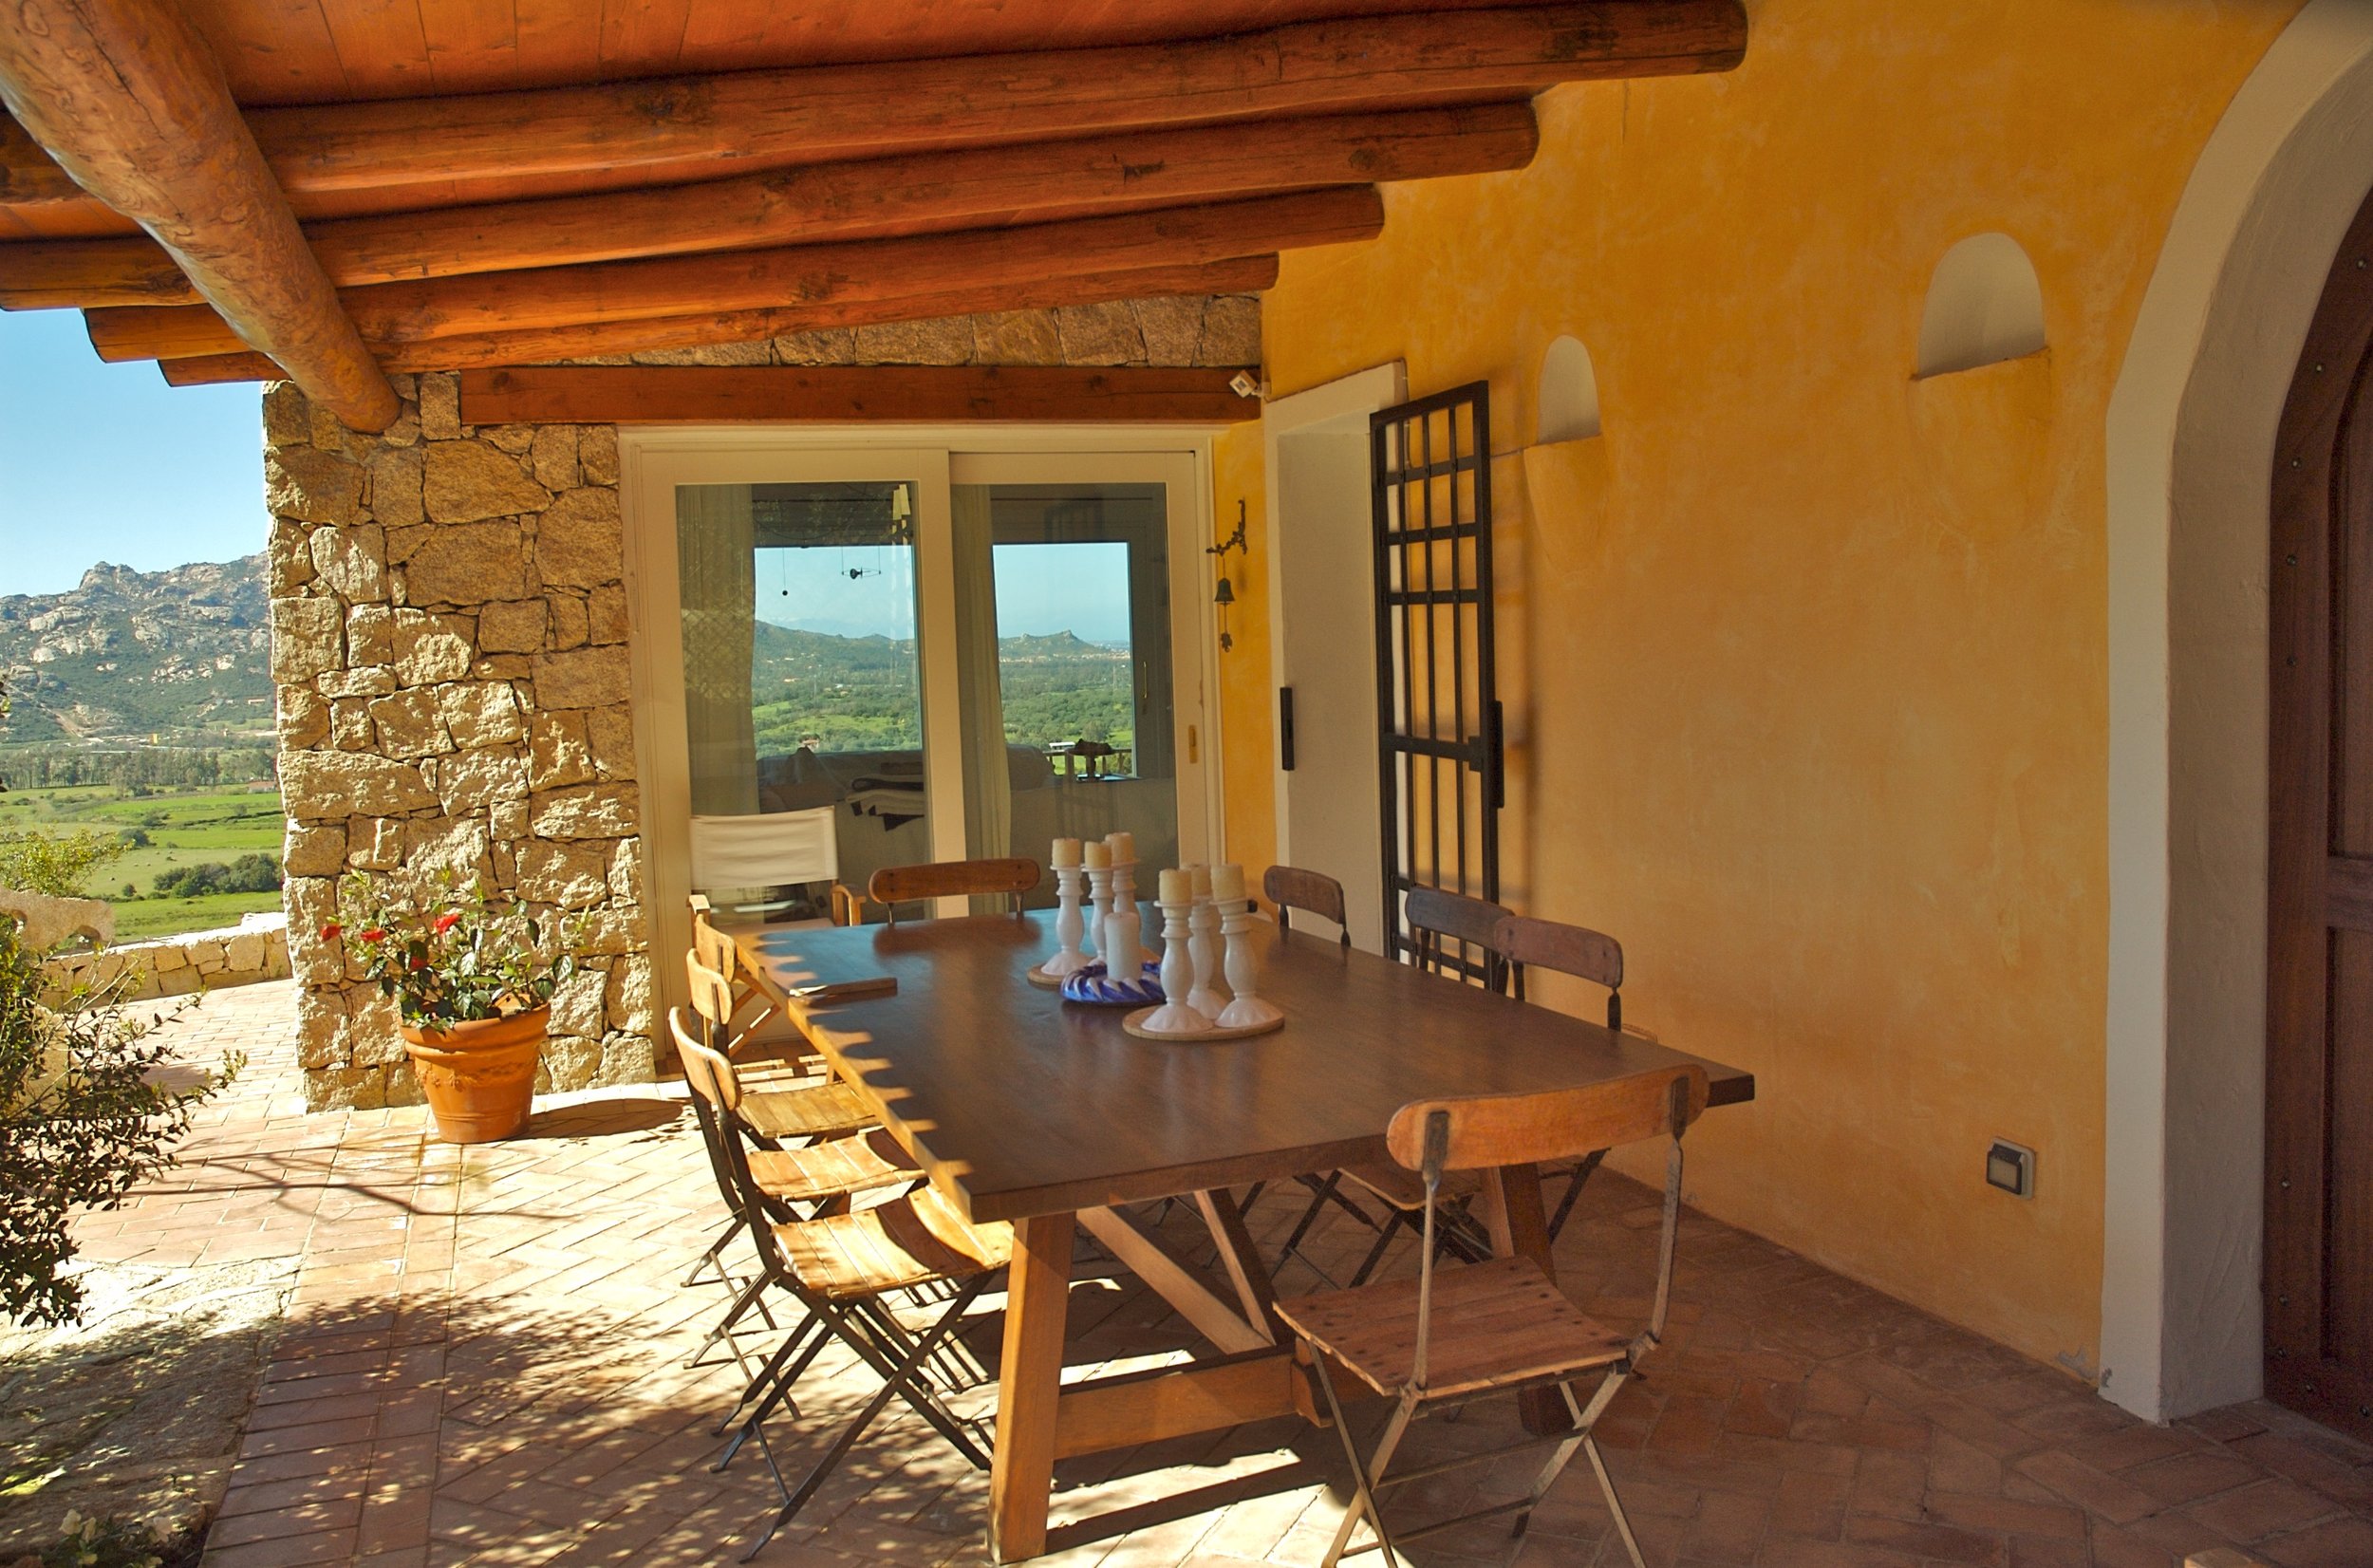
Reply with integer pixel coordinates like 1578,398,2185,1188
729,909,1754,1562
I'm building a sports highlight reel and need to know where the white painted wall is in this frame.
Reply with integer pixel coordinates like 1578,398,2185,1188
2103,0,2373,1421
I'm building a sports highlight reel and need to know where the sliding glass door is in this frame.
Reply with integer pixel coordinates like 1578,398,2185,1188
627,441,1211,959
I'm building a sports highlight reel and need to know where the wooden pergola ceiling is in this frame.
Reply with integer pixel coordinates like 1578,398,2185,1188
0,0,1747,431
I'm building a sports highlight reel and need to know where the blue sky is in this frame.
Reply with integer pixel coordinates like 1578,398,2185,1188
0,310,270,598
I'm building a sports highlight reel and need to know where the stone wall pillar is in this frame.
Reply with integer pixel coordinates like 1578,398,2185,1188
267,374,650,1110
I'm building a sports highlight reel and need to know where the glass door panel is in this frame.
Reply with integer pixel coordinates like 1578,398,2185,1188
676,479,928,922
950,482,1178,907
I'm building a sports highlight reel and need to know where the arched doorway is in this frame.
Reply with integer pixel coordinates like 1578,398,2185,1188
2103,1,2373,1424
2266,185,2373,1445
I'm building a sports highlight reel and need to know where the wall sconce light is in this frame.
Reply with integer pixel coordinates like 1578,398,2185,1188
1209,500,1248,651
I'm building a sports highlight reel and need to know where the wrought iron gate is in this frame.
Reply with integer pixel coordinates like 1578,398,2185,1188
1371,382,1503,975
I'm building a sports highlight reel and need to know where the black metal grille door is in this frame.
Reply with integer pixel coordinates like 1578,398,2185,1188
1371,382,1503,975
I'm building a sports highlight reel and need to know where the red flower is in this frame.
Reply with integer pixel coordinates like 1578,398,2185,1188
361,927,386,943
409,954,426,970
319,922,342,941
432,912,462,934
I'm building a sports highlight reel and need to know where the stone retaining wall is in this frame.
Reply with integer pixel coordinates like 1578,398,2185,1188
269,294,1260,1109
41,914,292,1001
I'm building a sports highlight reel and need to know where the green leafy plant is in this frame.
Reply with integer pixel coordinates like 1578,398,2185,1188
0,829,127,899
42,1510,166,1568
0,923,231,1328
328,874,577,1031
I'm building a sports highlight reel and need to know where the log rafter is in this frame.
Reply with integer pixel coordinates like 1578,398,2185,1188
0,103,1534,308
155,254,1282,383
0,2,1744,224
86,190,1376,363
0,0,397,428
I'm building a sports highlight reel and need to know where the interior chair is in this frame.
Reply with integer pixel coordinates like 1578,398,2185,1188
670,1008,1010,1560
1278,1064,1710,1568
864,856,1040,924
1265,864,1353,948
689,807,851,925
1492,913,1635,1239
1272,885,1505,1287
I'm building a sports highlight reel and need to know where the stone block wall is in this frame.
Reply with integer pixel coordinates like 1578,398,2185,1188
268,293,1260,1109
42,914,292,1002
268,373,651,1110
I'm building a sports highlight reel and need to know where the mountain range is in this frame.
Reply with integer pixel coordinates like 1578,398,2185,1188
0,554,274,748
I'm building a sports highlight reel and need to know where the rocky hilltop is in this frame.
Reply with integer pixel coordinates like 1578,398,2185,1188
0,554,273,745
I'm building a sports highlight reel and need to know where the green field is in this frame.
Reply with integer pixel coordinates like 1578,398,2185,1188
0,783,286,942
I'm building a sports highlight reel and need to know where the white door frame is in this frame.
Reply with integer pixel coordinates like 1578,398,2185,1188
1262,363,1407,948
621,424,1226,1018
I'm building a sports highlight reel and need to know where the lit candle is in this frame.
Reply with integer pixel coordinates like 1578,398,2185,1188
1051,837,1082,868
1189,864,1212,899
1159,868,1191,902
1082,840,1112,869
1209,863,1245,904
1106,831,1135,864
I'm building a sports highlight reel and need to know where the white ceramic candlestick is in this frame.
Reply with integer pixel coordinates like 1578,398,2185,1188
1140,896,1213,1033
1106,859,1144,973
1186,895,1225,1017
1216,898,1283,1030
1047,865,1091,977
1082,864,1113,965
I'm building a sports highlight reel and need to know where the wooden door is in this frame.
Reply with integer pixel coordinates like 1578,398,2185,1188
2267,190,2373,1445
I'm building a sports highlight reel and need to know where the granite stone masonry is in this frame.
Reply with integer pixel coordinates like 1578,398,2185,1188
267,374,651,1111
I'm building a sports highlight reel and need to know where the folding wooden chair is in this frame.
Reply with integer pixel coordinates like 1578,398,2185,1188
863,856,1040,923
1404,886,1513,993
1492,914,1638,1239
686,954,877,1144
688,900,829,1089
1278,1064,1710,1568
1265,864,1353,947
1272,883,1503,1287
670,1010,1011,1559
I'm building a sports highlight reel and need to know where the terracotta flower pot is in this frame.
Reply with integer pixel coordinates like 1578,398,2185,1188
399,1005,547,1144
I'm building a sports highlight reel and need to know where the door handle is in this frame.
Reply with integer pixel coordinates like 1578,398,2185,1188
1280,686,1297,772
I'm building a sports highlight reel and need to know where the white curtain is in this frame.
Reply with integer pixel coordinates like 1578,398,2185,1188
951,486,1011,868
676,485,758,817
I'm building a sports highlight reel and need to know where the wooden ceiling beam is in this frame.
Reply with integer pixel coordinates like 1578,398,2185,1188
458,364,1261,425
0,0,397,429
156,253,1280,382
89,188,1370,361
0,3,1741,225
3,103,1532,308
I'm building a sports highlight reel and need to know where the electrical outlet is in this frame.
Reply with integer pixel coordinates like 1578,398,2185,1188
1987,1139,2036,1199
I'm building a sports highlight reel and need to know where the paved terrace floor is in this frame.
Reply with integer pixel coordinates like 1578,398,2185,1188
9,981,2373,1568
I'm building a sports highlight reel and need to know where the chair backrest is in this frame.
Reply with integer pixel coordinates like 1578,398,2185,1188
1387,1063,1709,1389
1263,865,1351,948
1386,1065,1706,1174
1405,887,1511,990
685,950,742,1051
688,899,738,978
689,807,840,890
867,857,1040,922
1491,912,1624,1031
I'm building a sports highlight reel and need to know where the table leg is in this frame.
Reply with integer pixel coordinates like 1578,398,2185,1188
990,1211,1074,1563
1484,1163,1569,1435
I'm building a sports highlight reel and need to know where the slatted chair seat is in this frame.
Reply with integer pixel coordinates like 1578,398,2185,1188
746,1128,920,1204
1339,1160,1485,1212
774,1184,1013,1301
739,1080,876,1141
1279,1256,1629,1399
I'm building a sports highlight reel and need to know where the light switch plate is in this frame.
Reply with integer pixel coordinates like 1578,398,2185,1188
1987,1139,2036,1199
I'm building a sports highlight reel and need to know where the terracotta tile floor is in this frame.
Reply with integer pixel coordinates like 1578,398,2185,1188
36,982,2373,1568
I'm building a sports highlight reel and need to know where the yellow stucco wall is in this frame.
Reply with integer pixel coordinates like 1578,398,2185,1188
1223,0,2304,1371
